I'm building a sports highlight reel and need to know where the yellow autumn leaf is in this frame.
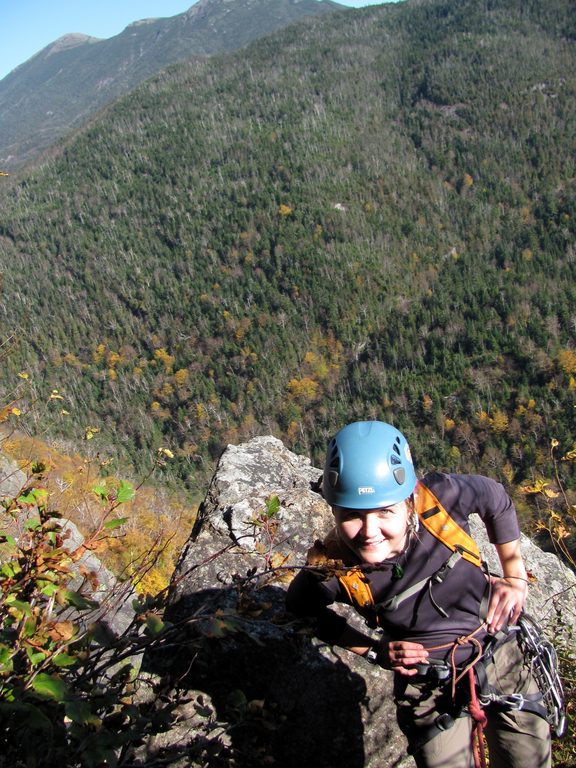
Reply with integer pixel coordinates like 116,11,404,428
520,478,552,495
84,426,100,440
0,404,15,422
10,407,21,417
269,552,290,569
50,390,64,401
157,447,174,459
18,372,29,380
552,524,570,540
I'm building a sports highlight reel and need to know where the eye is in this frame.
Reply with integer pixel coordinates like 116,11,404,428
336,508,361,521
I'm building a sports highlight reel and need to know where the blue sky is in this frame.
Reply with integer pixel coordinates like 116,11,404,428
0,1,396,82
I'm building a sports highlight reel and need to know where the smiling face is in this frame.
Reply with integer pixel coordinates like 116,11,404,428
333,501,411,564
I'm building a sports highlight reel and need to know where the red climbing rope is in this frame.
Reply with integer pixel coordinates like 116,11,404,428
425,624,489,768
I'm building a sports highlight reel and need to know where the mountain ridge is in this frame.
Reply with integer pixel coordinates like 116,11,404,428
0,0,345,170
0,0,574,493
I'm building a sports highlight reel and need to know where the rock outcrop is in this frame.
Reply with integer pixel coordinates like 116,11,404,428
150,436,575,768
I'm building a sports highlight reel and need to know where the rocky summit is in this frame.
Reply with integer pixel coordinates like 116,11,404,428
140,436,575,768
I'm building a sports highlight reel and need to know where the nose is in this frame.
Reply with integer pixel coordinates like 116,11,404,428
360,512,380,538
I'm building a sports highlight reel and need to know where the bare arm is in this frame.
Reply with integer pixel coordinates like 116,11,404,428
335,625,429,676
485,539,528,633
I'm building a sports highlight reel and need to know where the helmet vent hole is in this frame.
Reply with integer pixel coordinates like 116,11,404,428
390,454,401,465
328,470,339,488
328,442,340,469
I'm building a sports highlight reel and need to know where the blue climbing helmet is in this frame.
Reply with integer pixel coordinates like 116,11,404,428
323,421,417,509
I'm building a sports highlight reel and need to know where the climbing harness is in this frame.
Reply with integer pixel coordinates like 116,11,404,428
409,618,565,768
424,625,491,768
337,567,375,612
330,481,566,764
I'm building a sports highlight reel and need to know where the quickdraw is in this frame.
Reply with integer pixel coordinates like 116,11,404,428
516,613,566,737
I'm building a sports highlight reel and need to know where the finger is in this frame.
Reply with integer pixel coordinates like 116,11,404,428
398,667,420,677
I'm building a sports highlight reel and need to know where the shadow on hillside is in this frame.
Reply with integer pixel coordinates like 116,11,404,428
143,584,367,768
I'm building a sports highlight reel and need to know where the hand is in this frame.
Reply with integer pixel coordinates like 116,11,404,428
486,576,527,634
377,639,429,676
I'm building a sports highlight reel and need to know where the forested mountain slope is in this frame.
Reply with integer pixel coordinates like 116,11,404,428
0,0,343,170
0,0,574,493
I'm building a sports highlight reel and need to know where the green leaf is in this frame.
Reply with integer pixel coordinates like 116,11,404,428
0,643,14,671
52,652,78,668
104,517,128,530
23,617,38,638
65,699,102,726
7,598,33,616
116,480,135,504
25,647,47,665
145,614,165,636
92,484,108,501
202,616,237,638
30,673,68,702
39,582,59,597
265,495,281,518
32,488,49,506
0,534,17,549
0,701,53,735
226,688,248,718
18,492,38,506
18,488,48,507
87,620,116,648
60,590,99,610
0,561,16,578
132,598,146,613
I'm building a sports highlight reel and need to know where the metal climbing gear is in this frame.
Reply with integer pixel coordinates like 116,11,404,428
517,613,566,737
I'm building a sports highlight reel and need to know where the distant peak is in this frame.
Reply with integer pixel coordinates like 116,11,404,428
46,34,101,55
126,18,160,28
185,0,212,17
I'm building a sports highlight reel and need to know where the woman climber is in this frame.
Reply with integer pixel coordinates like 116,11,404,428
286,420,553,768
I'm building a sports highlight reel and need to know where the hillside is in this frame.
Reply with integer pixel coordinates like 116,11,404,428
0,0,344,170
0,0,575,496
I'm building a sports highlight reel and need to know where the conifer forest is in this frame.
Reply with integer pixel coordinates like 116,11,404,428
0,0,574,506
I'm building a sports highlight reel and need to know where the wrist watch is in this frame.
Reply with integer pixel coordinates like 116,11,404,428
365,647,379,664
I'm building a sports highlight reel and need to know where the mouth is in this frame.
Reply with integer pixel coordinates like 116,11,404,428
358,538,387,548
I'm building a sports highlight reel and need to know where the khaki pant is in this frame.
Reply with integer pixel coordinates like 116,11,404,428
395,637,552,768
